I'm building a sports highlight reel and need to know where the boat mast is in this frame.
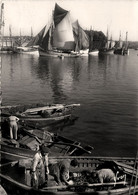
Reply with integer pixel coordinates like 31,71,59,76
89,26,93,52
31,27,33,38
78,21,81,52
9,25,13,48
105,27,109,49
125,31,128,49
0,3,4,49
119,31,122,48
109,35,112,49
19,28,22,46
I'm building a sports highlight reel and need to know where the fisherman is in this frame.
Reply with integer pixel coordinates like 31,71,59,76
31,144,50,189
8,115,19,140
94,168,118,183
49,158,78,186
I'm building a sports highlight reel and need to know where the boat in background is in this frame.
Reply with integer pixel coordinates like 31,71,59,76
89,28,99,56
114,32,129,56
38,3,82,58
0,155,138,194
72,20,89,56
99,28,114,55
0,103,80,122
12,28,39,55
13,46,39,55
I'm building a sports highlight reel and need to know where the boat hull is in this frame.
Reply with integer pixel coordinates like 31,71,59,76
13,48,39,55
114,48,129,56
99,49,114,55
0,131,93,161
17,50,39,55
0,144,36,161
1,103,80,122
89,50,99,56
39,50,80,58
1,172,138,195
0,156,137,195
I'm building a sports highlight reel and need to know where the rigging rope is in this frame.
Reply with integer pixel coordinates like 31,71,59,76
129,151,138,195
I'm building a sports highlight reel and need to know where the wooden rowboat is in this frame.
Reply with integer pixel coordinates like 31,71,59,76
0,128,93,161
0,103,80,121
0,156,138,194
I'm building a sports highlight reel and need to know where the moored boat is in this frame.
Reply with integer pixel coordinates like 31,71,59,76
99,28,115,55
13,46,39,55
0,126,93,161
0,155,137,194
89,28,99,56
0,103,80,122
72,20,89,57
89,49,99,56
37,3,81,58
114,32,129,56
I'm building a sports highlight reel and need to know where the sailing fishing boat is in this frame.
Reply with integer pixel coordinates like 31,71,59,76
89,27,99,56
14,28,39,55
38,3,80,58
114,31,124,55
72,20,89,56
99,28,114,55
114,31,129,55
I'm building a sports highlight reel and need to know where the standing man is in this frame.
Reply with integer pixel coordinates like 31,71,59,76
31,145,50,189
8,115,19,140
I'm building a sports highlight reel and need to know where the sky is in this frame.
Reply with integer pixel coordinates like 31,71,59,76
1,0,138,41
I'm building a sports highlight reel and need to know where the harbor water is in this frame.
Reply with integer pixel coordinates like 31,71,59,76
1,50,138,157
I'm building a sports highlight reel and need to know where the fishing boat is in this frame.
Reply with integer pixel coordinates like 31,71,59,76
72,20,89,57
0,103,80,122
99,29,114,55
13,46,39,55
89,28,99,56
0,126,93,161
38,3,82,58
114,32,129,56
0,155,137,194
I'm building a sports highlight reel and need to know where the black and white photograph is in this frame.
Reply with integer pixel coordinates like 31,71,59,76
0,0,138,194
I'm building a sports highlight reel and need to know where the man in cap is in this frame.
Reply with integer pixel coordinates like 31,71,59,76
31,144,50,188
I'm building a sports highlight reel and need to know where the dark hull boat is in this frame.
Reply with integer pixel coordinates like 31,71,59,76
0,156,138,195
114,32,129,56
99,48,114,55
0,127,93,161
114,48,129,56
99,29,115,55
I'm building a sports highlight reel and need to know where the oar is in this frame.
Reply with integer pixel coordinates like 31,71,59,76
42,181,128,190
0,161,18,167
21,105,65,114
21,104,80,114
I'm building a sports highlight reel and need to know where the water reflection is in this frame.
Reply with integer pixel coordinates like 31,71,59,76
1,51,138,157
